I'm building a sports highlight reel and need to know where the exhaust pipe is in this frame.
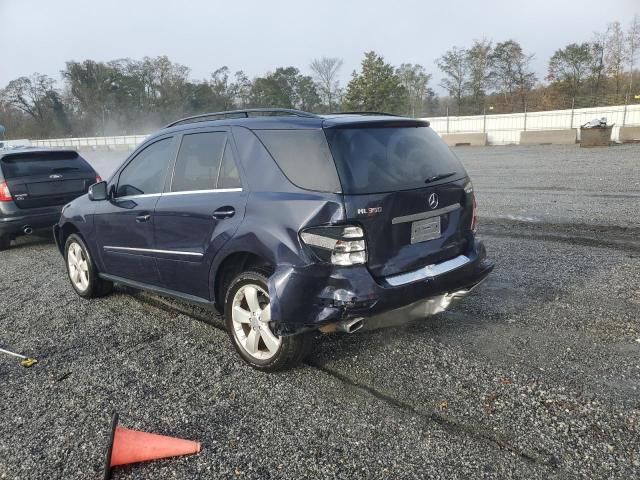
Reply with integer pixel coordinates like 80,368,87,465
336,318,365,334
318,317,366,334
23,226,33,235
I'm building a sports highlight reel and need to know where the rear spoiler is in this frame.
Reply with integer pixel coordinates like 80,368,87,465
0,150,79,162
322,118,430,129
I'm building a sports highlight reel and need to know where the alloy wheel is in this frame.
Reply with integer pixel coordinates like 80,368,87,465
67,242,90,292
231,284,281,360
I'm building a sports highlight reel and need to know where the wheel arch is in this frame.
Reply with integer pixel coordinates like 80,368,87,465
58,221,104,273
58,222,81,254
211,251,275,310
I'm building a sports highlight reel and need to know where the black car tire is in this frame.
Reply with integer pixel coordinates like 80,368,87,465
0,235,10,251
224,269,313,371
64,233,113,298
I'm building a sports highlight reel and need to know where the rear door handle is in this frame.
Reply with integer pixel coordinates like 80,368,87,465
136,214,151,223
212,206,235,219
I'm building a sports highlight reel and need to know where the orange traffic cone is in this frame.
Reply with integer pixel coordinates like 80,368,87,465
104,413,201,479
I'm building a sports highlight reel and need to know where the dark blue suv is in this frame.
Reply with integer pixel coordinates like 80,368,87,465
55,109,493,371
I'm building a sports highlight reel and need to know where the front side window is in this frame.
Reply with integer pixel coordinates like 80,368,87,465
116,138,173,197
171,132,226,192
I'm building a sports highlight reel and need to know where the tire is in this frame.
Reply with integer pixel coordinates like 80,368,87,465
0,235,10,251
64,233,113,298
224,270,313,372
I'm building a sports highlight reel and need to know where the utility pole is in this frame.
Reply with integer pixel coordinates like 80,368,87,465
446,106,450,134
569,97,575,129
482,107,487,133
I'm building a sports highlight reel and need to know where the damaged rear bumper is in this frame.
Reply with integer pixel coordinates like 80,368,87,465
269,238,494,336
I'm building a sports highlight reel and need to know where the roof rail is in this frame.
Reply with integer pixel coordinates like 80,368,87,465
324,111,401,117
165,108,320,128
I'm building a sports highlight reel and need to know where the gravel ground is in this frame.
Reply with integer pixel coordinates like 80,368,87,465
455,144,640,228
1,144,639,479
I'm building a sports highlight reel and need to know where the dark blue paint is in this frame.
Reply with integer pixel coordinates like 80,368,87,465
93,195,159,284
154,189,248,298
55,114,493,336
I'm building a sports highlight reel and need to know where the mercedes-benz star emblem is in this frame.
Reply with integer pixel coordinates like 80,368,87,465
428,193,439,210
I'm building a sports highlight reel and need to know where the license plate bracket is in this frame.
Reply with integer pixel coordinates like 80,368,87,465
411,217,441,244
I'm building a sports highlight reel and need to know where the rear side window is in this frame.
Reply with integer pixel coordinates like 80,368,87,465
0,151,94,179
255,129,341,193
116,138,173,197
171,132,226,192
218,142,241,189
324,126,466,194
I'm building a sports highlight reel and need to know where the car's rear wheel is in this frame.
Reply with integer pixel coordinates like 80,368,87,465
0,235,10,251
224,270,313,371
64,233,113,298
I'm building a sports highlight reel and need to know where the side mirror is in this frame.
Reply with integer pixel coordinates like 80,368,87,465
88,181,108,201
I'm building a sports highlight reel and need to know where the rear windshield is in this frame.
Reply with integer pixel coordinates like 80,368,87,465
254,129,342,193
1,151,93,179
324,126,466,194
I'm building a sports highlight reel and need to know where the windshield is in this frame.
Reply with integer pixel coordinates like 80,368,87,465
324,126,466,195
0,152,93,179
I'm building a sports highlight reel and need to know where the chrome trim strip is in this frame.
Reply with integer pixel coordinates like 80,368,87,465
392,203,461,224
385,254,470,287
114,189,242,200
163,188,242,196
115,193,162,200
103,246,204,257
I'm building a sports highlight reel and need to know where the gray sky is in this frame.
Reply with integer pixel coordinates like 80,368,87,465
1,0,638,92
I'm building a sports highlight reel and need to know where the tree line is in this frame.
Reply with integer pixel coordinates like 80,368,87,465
1,16,638,139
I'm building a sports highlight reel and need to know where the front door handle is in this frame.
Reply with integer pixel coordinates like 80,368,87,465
136,214,151,223
212,206,235,219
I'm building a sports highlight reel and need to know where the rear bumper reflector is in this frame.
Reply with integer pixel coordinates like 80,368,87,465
384,254,470,287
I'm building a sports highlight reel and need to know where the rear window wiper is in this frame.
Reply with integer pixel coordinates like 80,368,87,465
424,172,456,184
52,167,80,172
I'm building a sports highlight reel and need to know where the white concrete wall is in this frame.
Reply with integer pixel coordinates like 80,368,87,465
423,103,640,145
23,103,640,148
0,138,31,148
30,134,148,150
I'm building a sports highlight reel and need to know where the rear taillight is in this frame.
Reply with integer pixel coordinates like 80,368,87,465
0,181,12,202
301,225,367,266
465,182,478,233
471,193,478,233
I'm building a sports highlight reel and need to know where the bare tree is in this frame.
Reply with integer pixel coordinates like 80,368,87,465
1,74,56,125
466,39,493,113
605,21,627,97
310,57,343,111
589,32,607,104
231,71,252,108
548,43,592,99
396,63,432,116
437,47,469,114
627,14,640,96
490,40,536,111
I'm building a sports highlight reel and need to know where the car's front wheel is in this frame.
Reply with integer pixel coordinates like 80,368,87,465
0,234,10,251
224,270,313,371
64,233,113,298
